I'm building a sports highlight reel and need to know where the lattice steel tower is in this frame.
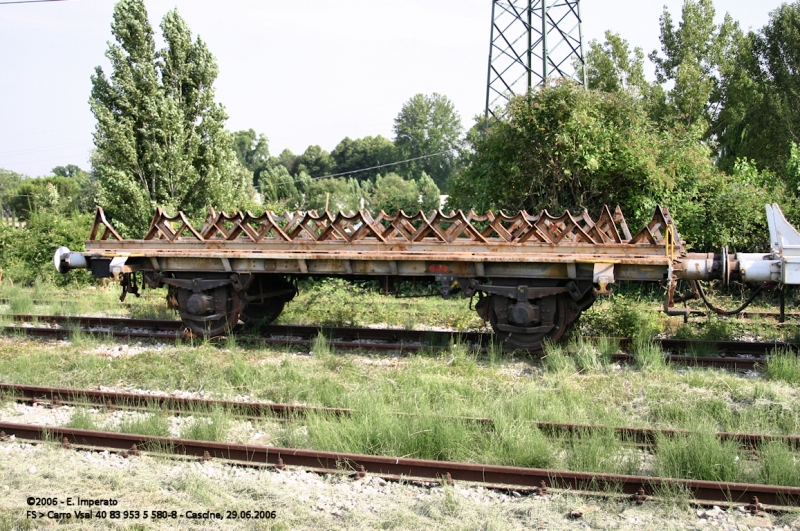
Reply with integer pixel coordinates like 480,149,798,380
485,0,587,119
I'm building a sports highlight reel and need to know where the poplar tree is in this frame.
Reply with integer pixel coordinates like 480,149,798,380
90,0,251,236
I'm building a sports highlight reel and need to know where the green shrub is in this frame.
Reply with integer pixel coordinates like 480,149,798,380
0,212,94,286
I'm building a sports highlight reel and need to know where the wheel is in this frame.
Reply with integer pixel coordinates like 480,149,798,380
240,275,296,331
488,293,572,352
174,283,244,338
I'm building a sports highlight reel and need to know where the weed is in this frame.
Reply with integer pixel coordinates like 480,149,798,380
632,337,666,371
180,408,230,442
224,331,238,351
568,337,608,373
542,340,576,373
66,408,98,430
758,441,800,486
595,336,620,358
765,347,800,384
3,285,33,315
118,412,170,438
565,429,640,476
312,331,332,358
447,339,477,372
653,431,746,483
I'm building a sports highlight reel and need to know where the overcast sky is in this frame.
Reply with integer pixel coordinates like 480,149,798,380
0,0,789,177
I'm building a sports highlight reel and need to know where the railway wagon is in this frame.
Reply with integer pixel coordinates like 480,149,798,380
54,203,800,350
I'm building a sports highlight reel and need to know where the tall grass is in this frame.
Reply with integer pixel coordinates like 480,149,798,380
179,408,230,442
542,340,576,373
758,441,800,486
117,412,170,437
567,337,609,372
632,337,666,370
653,431,746,483
565,429,639,476
66,408,98,430
765,347,800,384
2,285,33,314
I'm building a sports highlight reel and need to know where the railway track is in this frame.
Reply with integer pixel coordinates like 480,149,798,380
3,383,798,451
2,313,796,370
0,420,796,509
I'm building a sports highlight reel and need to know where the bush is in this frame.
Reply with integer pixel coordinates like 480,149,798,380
447,82,793,252
0,212,94,286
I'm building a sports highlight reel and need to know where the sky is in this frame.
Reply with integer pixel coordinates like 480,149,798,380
0,0,790,178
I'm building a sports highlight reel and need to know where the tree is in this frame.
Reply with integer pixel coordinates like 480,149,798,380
90,0,251,236
371,173,421,215
721,3,800,179
304,177,364,213
52,165,86,178
446,82,792,251
393,93,463,191
295,145,334,178
331,135,397,182
586,31,648,95
271,149,297,175
232,129,270,185
648,0,743,134
257,164,301,209
417,172,441,212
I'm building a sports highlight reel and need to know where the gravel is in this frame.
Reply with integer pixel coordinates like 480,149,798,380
1,428,799,529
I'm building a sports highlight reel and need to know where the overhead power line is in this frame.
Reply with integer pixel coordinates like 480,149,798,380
267,150,451,188
0,0,66,4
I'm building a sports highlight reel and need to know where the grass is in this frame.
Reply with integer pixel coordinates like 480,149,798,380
564,428,639,476
179,408,231,442
117,412,171,437
2,280,800,486
758,441,800,486
66,408,99,430
653,430,746,483
631,337,666,370
542,340,576,373
765,347,800,383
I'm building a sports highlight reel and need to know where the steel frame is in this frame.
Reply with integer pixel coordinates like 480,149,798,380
485,0,587,119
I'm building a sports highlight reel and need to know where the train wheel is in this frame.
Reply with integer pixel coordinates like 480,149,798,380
241,275,296,332
485,292,574,352
175,284,244,338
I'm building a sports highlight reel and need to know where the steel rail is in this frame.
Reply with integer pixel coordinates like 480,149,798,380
0,421,797,507
4,313,797,355
3,383,798,450
3,315,795,370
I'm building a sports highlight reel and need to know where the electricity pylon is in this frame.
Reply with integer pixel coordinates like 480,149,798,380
485,0,586,119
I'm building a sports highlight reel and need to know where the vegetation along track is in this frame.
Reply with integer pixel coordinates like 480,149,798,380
0,421,797,510
3,382,798,452
3,313,797,370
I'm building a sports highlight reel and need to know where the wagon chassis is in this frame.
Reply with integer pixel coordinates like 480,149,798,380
55,203,800,349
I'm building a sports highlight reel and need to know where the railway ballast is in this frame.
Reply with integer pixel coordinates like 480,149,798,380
54,203,800,350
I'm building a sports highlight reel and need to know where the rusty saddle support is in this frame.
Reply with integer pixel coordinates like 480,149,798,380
53,204,800,349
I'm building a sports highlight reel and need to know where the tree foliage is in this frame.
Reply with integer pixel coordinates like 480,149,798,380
232,129,270,185
447,82,792,252
90,0,252,236
331,135,397,182
587,31,648,95
393,93,463,191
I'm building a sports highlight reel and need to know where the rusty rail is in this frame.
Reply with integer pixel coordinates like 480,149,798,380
3,383,798,450
1,421,797,507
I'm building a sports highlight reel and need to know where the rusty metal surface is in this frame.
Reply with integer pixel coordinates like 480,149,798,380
4,316,793,364
5,383,798,449
1,421,798,506
85,206,682,266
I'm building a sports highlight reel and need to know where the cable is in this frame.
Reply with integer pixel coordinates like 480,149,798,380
693,280,766,316
266,150,451,187
0,0,66,4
